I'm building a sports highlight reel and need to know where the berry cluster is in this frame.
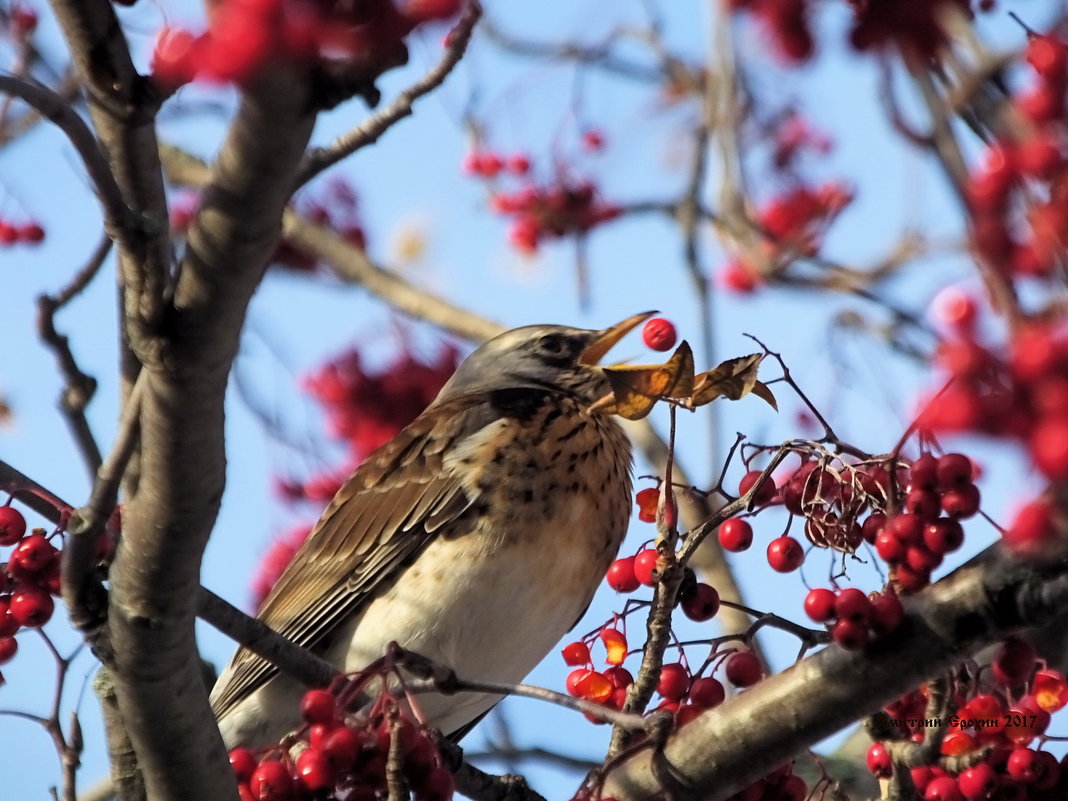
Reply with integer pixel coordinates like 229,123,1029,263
0,506,65,671
228,687,454,801
919,321,1068,553
867,638,1068,800
718,182,851,294
0,219,45,246
151,0,459,88
803,586,904,650
966,32,1068,280
464,143,621,255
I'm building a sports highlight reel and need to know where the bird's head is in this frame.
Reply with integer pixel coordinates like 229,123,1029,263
435,311,657,406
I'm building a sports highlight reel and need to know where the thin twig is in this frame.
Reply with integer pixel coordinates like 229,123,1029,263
297,1,483,186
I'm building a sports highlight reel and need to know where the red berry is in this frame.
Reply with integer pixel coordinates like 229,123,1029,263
870,591,904,634
834,588,872,624
940,484,980,519
924,776,963,801
935,453,972,488
923,518,964,554
865,743,892,778
1033,668,1068,711
681,583,719,621
1027,35,1068,80
688,676,725,708
599,627,628,665
10,534,57,573
875,530,906,563
718,518,753,552
249,759,293,801
294,747,334,792
738,470,776,505
777,775,808,801
804,588,837,623
657,663,690,700
909,453,939,490
905,489,940,521
229,748,259,783
957,763,997,800
151,26,200,86
635,488,659,523
1030,417,1068,479
506,154,531,175
766,536,804,572
642,318,677,351
0,636,16,665
832,619,869,650
300,689,337,724
606,556,640,593
573,669,613,703
861,512,886,544
886,514,923,544
0,597,17,637
603,665,634,688
581,129,605,151
724,651,762,687
403,0,462,22
321,727,361,770
633,549,659,586
0,507,27,546
1005,498,1057,553
1007,748,1040,783
561,640,591,666
17,223,44,243
9,585,53,627
992,637,1036,685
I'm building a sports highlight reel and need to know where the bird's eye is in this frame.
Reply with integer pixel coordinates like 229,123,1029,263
536,334,570,357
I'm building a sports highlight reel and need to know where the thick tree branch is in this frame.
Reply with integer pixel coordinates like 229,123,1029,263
602,546,1068,801
103,63,317,801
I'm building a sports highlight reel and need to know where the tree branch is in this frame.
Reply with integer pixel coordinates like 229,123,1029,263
602,546,1068,801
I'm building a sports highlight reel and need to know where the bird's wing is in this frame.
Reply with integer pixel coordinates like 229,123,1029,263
209,395,495,721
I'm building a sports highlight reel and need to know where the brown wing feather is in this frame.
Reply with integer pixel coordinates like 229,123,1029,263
210,395,494,720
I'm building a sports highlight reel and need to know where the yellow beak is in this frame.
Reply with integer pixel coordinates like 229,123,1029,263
578,311,658,366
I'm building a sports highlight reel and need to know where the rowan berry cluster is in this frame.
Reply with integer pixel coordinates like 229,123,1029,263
966,31,1068,280
0,506,63,673
151,0,461,87
0,219,45,246
867,638,1068,800
718,181,851,293
464,142,621,255
228,687,453,801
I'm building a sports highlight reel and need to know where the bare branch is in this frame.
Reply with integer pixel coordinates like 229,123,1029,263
297,1,483,186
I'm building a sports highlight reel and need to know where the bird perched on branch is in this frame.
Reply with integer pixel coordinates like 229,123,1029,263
211,312,652,747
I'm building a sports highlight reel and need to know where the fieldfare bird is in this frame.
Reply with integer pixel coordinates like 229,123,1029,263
211,313,652,747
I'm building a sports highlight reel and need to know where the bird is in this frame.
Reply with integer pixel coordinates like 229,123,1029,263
210,312,653,748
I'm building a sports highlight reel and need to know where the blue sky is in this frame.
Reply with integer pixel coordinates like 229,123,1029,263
0,1,1055,797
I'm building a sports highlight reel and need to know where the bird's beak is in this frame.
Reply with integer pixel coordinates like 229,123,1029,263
578,311,657,366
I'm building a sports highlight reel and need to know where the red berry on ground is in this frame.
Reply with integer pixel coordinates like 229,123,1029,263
606,556,640,593
681,583,720,621
0,507,27,546
766,536,804,572
804,588,837,623
642,318,677,351
724,651,762,687
633,549,659,586
657,663,690,700
561,640,591,666
718,518,753,552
